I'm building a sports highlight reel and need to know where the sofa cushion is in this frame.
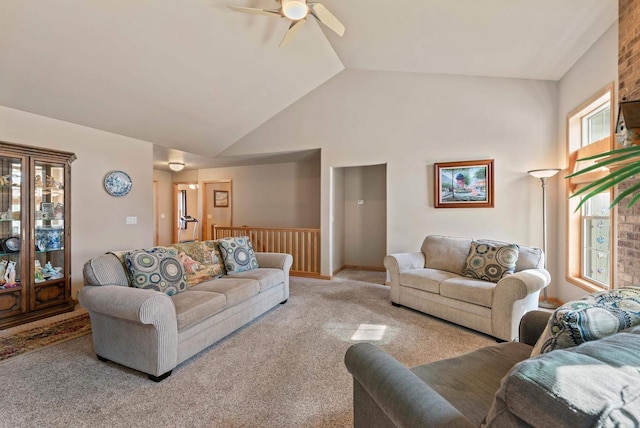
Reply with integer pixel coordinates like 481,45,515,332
83,253,130,287
412,342,532,426
171,290,227,331
440,277,495,308
218,236,259,273
124,247,187,296
229,268,284,292
191,278,260,308
172,241,224,287
422,235,473,276
399,269,460,294
462,241,519,283
485,328,640,428
531,287,640,356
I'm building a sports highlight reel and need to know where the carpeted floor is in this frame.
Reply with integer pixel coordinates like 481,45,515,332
0,270,494,428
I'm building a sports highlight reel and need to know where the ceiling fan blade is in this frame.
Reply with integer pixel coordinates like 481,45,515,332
279,18,306,47
309,3,344,36
227,6,282,17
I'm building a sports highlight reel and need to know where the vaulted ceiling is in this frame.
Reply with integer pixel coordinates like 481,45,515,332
0,0,617,170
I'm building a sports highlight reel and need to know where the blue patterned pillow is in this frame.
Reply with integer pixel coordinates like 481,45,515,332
124,247,187,295
218,236,259,273
531,287,640,356
462,240,519,283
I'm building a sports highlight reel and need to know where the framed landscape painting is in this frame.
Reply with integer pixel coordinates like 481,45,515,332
214,190,229,207
434,159,494,208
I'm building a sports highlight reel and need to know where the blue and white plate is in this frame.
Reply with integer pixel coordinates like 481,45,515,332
104,170,132,197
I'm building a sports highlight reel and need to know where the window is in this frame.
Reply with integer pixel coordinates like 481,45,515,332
566,84,614,291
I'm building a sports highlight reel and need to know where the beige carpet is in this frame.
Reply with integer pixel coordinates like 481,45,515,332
0,270,494,428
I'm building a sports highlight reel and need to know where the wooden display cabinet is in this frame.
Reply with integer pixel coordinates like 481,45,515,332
0,142,76,329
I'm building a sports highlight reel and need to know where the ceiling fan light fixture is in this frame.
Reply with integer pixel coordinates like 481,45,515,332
282,0,308,20
169,162,185,172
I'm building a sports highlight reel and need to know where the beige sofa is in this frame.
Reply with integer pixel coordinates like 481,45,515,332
384,235,550,341
78,247,292,381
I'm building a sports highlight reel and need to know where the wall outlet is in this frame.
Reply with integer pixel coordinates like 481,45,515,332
126,216,137,225
357,200,365,205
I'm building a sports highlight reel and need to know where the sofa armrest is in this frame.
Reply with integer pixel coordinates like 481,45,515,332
519,310,552,346
384,253,425,303
491,268,551,341
345,343,474,428
255,252,293,272
78,284,179,377
78,284,176,325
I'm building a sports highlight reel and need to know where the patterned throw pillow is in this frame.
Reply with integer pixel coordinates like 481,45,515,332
201,240,227,276
462,240,519,283
172,241,224,286
531,287,640,356
217,236,259,273
123,247,187,295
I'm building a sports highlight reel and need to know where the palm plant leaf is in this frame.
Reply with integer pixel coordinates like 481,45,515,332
567,144,640,211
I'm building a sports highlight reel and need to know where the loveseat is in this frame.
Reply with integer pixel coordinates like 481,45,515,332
384,235,550,341
345,306,640,427
78,238,292,381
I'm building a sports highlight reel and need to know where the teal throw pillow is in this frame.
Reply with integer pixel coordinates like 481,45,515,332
124,246,187,296
462,240,519,283
218,236,259,273
531,287,640,356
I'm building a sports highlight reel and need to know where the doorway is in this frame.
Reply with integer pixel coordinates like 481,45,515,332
173,182,199,243
332,164,387,273
203,180,232,240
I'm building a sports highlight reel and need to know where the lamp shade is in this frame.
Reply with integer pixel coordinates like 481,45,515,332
282,0,308,20
169,162,185,172
527,168,561,179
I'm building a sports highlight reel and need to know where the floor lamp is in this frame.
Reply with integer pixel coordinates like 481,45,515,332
527,168,561,309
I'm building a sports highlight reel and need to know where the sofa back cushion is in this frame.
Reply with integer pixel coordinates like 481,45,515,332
83,253,130,287
484,327,640,427
421,235,473,275
514,245,544,271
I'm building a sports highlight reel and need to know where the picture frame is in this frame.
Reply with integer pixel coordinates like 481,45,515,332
214,190,229,207
434,159,494,208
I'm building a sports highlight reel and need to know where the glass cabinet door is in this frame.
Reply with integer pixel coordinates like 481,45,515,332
33,160,67,309
0,155,25,318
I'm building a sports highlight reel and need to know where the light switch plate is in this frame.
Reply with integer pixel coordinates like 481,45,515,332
126,216,137,225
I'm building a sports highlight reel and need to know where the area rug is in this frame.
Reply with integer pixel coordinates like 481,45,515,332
0,312,91,362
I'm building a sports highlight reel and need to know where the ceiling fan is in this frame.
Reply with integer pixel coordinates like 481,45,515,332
228,0,345,47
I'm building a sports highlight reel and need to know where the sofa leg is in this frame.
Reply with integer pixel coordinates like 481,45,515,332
391,302,402,307
96,354,109,363
148,371,172,382
280,299,288,304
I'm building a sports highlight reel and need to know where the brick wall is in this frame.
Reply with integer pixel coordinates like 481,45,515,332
618,0,640,288
619,0,640,102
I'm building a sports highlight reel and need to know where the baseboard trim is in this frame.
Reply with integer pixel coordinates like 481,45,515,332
342,265,386,272
290,271,331,280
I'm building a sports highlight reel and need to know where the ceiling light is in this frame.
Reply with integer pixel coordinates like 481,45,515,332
169,162,185,172
281,0,309,20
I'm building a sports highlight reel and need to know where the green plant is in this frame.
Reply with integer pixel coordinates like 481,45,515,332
566,144,640,210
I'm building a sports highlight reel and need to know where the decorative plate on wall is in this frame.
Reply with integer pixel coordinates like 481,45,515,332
104,170,132,197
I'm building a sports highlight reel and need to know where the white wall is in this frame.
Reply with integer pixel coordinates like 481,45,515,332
197,160,320,229
331,167,345,273
221,70,559,276
343,164,387,269
153,169,173,246
555,22,618,303
0,105,154,298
